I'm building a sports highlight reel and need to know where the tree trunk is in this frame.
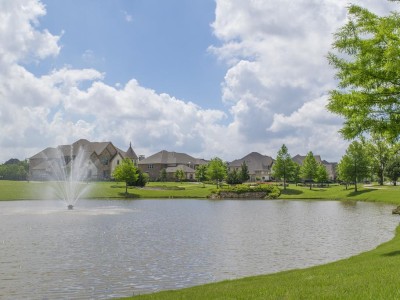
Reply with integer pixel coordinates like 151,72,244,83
125,182,128,195
354,179,358,192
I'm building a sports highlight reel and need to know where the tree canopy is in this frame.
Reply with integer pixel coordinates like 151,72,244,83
206,157,227,187
112,158,138,195
300,152,318,190
337,141,370,192
272,144,294,190
327,3,400,140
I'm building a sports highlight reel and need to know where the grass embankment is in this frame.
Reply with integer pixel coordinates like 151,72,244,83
0,180,215,200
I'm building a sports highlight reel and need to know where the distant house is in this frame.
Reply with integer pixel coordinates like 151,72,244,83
29,139,138,181
137,150,207,181
228,152,274,182
292,154,337,181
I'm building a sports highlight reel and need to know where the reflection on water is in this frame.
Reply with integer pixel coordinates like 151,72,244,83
0,199,397,299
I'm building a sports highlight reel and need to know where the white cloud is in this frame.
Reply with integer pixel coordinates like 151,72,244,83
0,0,395,164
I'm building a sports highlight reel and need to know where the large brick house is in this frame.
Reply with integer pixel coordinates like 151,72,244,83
228,152,274,182
137,150,207,181
29,139,138,181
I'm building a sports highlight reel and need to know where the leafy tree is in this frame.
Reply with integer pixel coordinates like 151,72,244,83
239,161,250,182
174,169,185,182
129,168,148,187
272,144,294,190
301,152,318,190
327,3,400,140
337,141,370,192
195,164,208,182
226,169,242,185
315,164,329,185
0,159,28,180
364,134,391,185
385,156,400,185
292,163,301,186
112,158,138,195
159,168,167,182
206,157,227,188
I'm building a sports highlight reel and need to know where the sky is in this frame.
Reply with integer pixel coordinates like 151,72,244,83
0,0,397,163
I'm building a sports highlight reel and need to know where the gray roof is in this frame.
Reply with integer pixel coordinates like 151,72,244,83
123,143,138,160
165,165,196,173
138,150,206,166
228,152,274,174
292,154,322,165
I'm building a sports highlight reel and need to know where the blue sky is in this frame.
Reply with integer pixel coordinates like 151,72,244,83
32,0,226,109
0,0,397,163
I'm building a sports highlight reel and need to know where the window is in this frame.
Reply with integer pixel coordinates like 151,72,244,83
148,164,154,169
117,160,120,165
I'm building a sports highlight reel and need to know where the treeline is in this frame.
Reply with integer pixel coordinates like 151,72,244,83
0,159,29,180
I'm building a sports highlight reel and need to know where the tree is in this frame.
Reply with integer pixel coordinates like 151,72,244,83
327,4,400,140
206,157,227,188
301,152,318,190
239,161,250,182
226,169,241,185
159,168,167,182
337,141,370,192
272,144,294,190
315,164,329,185
364,134,391,185
385,156,400,185
112,158,138,195
195,164,208,182
129,168,148,187
174,169,185,182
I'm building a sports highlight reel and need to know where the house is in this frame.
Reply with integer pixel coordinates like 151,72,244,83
137,150,207,181
29,139,138,181
228,152,274,182
292,154,337,181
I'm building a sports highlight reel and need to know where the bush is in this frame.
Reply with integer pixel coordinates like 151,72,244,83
212,184,281,199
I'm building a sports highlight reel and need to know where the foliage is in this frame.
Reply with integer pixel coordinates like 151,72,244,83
385,155,400,185
300,151,318,189
213,184,281,199
315,164,329,184
112,158,138,195
226,168,242,185
239,161,250,182
206,157,227,187
159,168,167,182
195,164,208,182
272,144,294,190
174,169,185,182
129,168,149,187
327,4,400,140
364,134,392,185
0,159,28,180
337,141,370,192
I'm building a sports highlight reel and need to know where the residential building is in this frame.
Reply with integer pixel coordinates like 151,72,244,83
292,154,337,181
137,150,207,181
228,152,274,182
29,139,138,181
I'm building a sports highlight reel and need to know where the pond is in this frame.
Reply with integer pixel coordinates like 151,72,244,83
0,199,398,299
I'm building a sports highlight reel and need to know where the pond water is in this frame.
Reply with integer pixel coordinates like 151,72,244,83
0,199,398,299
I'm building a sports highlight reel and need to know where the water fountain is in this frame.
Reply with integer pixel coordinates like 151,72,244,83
48,146,92,209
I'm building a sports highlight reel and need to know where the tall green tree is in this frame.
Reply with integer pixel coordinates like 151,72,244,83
159,168,167,182
337,141,370,192
272,144,294,190
195,164,208,182
327,3,400,140
206,157,227,188
301,152,318,190
364,134,391,185
239,161,250,182
385,155,400,186
226,169,241,185
112,158,138,195
315,164,329,185
174,169,185,182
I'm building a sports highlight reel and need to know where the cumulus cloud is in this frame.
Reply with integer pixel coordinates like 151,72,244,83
0,0,396,164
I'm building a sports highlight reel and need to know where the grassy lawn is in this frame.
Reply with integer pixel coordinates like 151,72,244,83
0,180,216,200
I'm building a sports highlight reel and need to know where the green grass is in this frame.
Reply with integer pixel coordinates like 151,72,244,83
126,226,400,299
0,180,215,200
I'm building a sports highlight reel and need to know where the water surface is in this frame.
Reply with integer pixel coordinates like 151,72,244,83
0,199,397,299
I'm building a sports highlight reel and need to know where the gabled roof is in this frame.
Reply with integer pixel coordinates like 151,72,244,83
292,154,322,165
138,150,205,165
165,164,196,173
30,147,60,159
228,152,274,174
124,142,138,160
